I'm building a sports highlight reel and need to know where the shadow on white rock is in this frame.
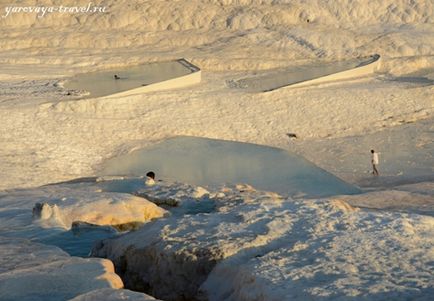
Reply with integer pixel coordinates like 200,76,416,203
92,185,434,301
0,237,123,301
332,189,434,216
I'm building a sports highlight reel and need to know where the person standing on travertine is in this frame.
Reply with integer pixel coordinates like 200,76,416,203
371,149,379,176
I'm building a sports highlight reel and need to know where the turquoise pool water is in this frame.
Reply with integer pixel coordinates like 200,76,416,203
100,136,361,198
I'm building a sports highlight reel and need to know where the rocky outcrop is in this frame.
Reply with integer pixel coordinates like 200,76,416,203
0,237,123,301
92,185,434,301
31,192,167,230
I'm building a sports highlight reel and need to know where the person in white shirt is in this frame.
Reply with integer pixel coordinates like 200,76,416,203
371,149,379,176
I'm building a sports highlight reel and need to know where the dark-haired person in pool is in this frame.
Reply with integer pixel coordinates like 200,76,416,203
145,171,156,186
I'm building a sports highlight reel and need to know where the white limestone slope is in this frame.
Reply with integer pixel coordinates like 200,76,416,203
1,0,433,72
92,184,434,301
332,188,434,215
0,1,433,191
0,1,433,300
202,205,434,301
0,237,123,301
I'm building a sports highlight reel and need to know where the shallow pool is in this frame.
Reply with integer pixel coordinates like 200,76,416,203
100,136,361,198
63,59,198,98
229,55,379,92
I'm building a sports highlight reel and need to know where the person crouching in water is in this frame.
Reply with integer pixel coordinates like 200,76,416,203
145,171,156,186
371,150,379,176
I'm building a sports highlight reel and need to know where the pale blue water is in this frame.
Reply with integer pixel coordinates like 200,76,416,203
101,136,361,198
0,220,117,257
230,55,380,92
0,137,361,257
0,189,119,257
64,59,197,98
37,225,118,257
